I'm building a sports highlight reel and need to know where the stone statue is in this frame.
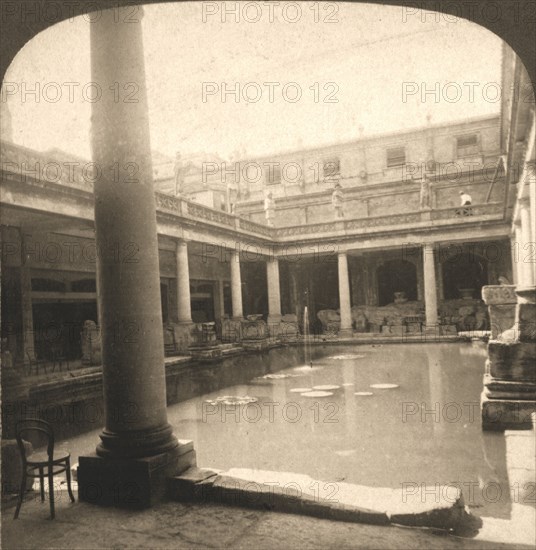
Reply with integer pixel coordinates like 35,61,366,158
419,175,431,210
264,192,275,226
331,183,344,218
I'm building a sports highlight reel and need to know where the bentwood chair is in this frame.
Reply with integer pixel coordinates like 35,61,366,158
14,419,75,519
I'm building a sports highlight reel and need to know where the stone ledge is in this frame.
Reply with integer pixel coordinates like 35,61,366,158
168,467,467,532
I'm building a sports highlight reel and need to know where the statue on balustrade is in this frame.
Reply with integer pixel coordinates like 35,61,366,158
331,183,344,218
419,174,432,210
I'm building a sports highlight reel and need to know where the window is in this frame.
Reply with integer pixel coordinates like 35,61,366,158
456,134,479,157
265,164,281,185
386,147,406,167
323,158,340,178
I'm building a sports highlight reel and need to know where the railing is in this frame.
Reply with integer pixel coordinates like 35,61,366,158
186,201,236,227
430,203,503,220
274,202,505,238
1,140,507,242
238,217,274,237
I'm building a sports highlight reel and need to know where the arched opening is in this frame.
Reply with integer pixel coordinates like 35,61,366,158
442,253,488,300
377,260,418,306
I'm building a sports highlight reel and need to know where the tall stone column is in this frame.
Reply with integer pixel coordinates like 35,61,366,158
20,255,35,364
514,222,524,286
230,249,243,320
266,258,281,321
519,200,534,287
423,243,438,331
337,252,353,337
266,257,282,336
175,240,192,323
78,6,194,508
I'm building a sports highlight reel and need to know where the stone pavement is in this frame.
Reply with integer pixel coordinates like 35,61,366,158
1,486,534,550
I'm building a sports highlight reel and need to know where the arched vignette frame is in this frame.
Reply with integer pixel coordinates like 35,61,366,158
0,0,535,88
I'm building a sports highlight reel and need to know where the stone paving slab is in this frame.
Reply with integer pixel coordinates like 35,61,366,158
2,490,532,550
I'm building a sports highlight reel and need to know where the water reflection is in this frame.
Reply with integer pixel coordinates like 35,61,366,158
168,343,510,520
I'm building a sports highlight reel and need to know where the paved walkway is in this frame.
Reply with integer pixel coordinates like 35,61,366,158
2,490,532,550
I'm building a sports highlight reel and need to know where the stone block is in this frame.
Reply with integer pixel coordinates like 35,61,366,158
487,341,536,380
77,440,196,508
481,392,536,430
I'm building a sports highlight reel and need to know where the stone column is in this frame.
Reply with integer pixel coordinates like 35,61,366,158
266,257,282,336
20,256,35,364
338,252,353,337
511,231,519,285
266,258,281,321
423,243,439,332
230,249,243,319
519,200,534,288
175,240,192,323
78,6,194,508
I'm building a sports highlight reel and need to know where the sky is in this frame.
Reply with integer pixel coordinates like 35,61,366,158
1,2,503,162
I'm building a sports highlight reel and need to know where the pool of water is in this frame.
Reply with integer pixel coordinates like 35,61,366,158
58,342,521,520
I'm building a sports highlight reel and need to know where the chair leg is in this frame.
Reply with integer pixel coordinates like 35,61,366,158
65,459,75,503
48,469,55,520
39,468,45,501
14,470,27,519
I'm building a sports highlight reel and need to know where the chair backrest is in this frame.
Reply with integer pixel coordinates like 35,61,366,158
15,418,54,462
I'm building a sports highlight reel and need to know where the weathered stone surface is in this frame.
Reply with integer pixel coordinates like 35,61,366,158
483,373,536,400
168,468,467,531
481,392,536,430
482,285,517,305
487,341,536,380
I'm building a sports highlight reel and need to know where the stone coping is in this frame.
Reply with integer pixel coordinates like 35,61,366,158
168,467,468,532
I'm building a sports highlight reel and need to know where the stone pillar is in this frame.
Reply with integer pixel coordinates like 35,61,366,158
230,249,243,320
481,286,536,430
337,252,353,337
266,258,281,322
423,243,438,331
175,240,192,323
19,254,35,364
519,200,534,288
78,6,194,508
513,223,523,286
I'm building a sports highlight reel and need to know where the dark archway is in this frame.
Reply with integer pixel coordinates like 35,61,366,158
442,253,488,300
377,260,418,306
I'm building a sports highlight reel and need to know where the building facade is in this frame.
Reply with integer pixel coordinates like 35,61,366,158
1,43,533,366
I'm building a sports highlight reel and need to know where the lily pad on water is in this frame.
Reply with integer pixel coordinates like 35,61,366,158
369,383,399,389
205,395,258,406
312,384,341,391
289,387,313,393
260,373,300,380
354,391,374,396
292,365,324,372
329,354,365,360
300,391,334,397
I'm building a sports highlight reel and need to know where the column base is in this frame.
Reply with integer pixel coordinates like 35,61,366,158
78,440,196,508
338,328,354,338
481,392,536,431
